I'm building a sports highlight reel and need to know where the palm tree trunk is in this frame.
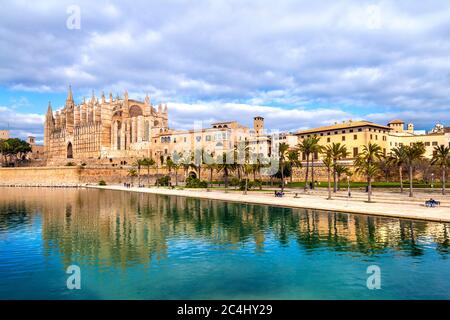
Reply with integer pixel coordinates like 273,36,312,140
443,166,446,195
244,174,248,195
138,166,141,187
208,168,213,192
311,157,315,189
304,156,309,191
399,166,403,193
333,160,337,193
281,162,285,193
147,166,150,185
175,168,178,186
409,165,413,197
224,168,229,191
327,168,331,200
368,177,372,202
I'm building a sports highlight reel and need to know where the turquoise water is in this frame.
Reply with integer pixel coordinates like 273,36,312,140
0,187,449,300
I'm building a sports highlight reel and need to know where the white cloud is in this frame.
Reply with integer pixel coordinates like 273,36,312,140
0,0,449,131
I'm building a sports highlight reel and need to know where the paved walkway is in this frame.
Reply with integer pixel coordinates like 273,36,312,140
89,185,450,223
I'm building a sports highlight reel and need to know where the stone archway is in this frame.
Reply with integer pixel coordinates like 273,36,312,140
188,171,197,179
67,142,73,159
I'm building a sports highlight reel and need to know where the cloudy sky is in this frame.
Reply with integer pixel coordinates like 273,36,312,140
1,0,450,142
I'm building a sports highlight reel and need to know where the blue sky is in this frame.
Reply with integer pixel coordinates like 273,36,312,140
1,0,450,143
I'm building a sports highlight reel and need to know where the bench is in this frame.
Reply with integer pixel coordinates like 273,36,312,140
425,199,441,208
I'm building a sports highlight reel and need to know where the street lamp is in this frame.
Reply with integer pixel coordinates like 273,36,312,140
347,175,351,198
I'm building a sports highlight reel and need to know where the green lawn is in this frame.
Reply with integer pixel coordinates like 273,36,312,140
286,181,450,189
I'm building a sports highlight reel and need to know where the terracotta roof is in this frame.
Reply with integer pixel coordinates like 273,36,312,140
388,119,404,124
295,121,391,136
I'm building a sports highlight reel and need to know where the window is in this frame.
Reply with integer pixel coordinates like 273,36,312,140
432,141,438,146
342,136,346,141
353,147,358,157
370,134,373,139
425,142,430,146
358,128,362,132
342,130,345,133
375,135,378,140
206,135,211,141
320,133,324,136
327,132,330,136
327,137,331,143
334,131,338,134
184,137,187,143
354,135,357,140
350,129,353,133
382,136,386,141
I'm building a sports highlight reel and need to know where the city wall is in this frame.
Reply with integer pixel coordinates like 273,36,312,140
0,165,360,186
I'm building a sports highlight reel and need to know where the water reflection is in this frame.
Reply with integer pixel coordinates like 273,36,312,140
0,187,449,269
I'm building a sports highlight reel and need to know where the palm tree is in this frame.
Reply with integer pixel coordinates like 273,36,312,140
335,164,351,191
216,151,236,191
431,145,450,195
387,146,407,193
321,146,334,200
404,142,426,197
127,168,138,186
141,158,155,185
278,143,290,193
309,136,322,189
204,162,216,191
242,163,254,195
133,159,145,187
297,138,312,190
328,143,349,192
287,149,301,183
354,142,383,202
354,160,380,202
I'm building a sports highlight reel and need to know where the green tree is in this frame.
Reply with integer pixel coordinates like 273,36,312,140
354,142,383,202
327,143,349,192
334,164,351,190
387,146,407,193
141,157,156,185
431,145,450,195
216,151,237,191
278,142,290,193
0,138,32,166
404,142,426,197
242,163,254,195
321,147,334,200
127,168,138,186
287,149,301,183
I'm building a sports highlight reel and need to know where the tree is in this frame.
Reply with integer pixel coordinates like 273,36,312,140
242,163,254,195
431,145,450,195
278,143,290,193
321,147,334,200
354,142,383,202
141,157,156,185
127,168,138,186
309,136,322,189
166,158,177,186
287,149,301,183
387,146,407,193
216,151,237,191
0,138,32,166
404,142,426,197
334,164,351,190
133,159,146,187
327,143,349,192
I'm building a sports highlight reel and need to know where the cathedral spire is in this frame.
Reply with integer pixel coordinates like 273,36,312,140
101,91,106,104
46,101,53,115
144,93,150,106
67,85,73,102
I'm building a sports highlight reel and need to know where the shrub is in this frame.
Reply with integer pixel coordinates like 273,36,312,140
98,180,107,186
156,175,170,186
185,176,208,188
239,179,260,191
230,177,240,188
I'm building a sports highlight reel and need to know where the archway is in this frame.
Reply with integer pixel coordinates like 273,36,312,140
67,142,73,159
188,171,197,179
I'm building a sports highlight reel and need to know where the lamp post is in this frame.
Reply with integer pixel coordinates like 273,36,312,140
431,173,434,191
347,175,351,198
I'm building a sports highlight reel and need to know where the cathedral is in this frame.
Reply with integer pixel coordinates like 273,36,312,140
44,87,169,164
